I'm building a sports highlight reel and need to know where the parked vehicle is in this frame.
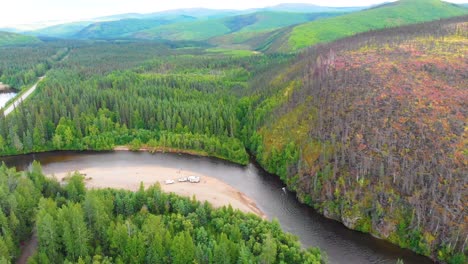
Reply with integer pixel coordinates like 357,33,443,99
165,179,175,185
188,176,200,183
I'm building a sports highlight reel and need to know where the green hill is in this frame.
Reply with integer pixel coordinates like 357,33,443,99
0,31,41,46
134,18,230,41
73,18,195,39
210,12,343,50
265,0,468,52
30,21,93,38
263,3,365,13
38,9,246,40
227,11,340,32
135,11,343,42
23,6,359,40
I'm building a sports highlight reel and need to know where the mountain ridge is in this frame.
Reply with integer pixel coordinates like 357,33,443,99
261,0,468,52
25,3,363,39
132,11,341,42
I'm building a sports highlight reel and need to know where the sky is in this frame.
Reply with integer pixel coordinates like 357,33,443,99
1,0,466,28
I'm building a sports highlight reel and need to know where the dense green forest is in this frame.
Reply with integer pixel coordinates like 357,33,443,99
0,44,68,89
0,162,324,263
0,42,291,164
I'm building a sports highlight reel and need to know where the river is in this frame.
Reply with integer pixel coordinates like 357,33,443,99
1,151,433,264
0,92,17,109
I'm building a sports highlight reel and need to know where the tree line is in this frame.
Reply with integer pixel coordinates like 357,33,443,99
0,162,325,264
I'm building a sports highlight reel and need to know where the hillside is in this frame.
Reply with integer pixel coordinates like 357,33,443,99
228,11,344,33
0,31,41,46
24,4,361,40
144,8,245,19
248,16,467,263
263,0,468,52
263,3,365,13
209,12,343,50
133,18,230,41
27,9,244,39
134,11,341,42
74,17,195,39
29,21,94,38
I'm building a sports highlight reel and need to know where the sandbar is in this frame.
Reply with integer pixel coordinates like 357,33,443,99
49,165,265,218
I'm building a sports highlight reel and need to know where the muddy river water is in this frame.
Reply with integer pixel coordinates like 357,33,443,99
2,151,433,264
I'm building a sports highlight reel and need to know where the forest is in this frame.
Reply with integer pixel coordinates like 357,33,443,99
0,43,69,90
0,12,466,264
0,42,291,164
248,16,467,264
0,162,324,263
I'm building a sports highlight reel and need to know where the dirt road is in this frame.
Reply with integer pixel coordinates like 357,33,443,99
3,76,45,116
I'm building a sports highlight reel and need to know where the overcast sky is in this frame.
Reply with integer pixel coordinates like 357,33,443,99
1,0,466,27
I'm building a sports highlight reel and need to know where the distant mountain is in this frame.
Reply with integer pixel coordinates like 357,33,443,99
23,4,365,39
96,13,146,21
132,18,231,41
0,28,22,33
73,17,196,39
143,8,246,19
263,3,366,13
133,11,345,42
29,21,93,38
27,13,158,38
28,9,248,39
209,12,345,50
0,31,41,46
92,8,245,21
260,0,468,52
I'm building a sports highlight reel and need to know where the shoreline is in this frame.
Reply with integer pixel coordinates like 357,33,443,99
49,165,265,218
0,145,247,166
114,145,248,165
114,145,211,157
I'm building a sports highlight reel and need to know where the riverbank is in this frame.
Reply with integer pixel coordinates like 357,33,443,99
115,145,212,157
49,165,265,218
115,145,249,165
0,145,239,162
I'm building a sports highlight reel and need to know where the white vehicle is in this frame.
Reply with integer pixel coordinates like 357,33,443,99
188,176,200,183
165,179,175,185
178,177,188,182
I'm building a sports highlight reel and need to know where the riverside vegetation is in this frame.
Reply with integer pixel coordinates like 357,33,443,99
0,1,467,263
0,162,324,263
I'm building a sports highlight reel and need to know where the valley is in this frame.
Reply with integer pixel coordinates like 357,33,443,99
0,1,467,263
